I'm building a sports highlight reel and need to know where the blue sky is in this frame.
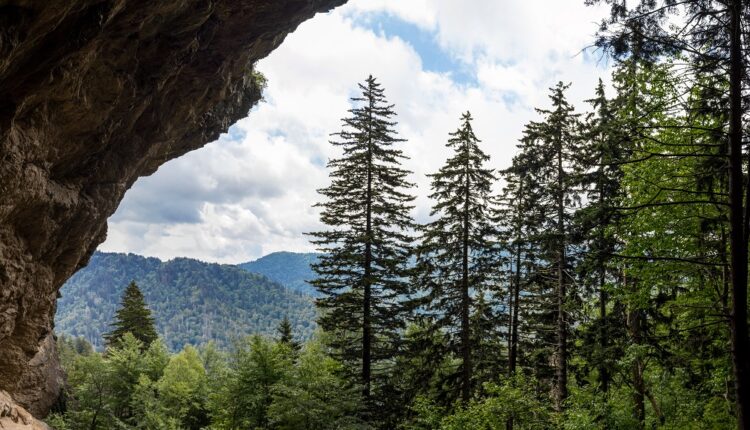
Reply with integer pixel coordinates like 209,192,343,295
354,13,477,86
100,0,613,263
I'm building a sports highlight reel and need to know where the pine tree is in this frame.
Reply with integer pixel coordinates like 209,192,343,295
576,79,626,394
415,111,499,405
104,281,158,350
501,133,557,406
470,292,505,393
277,316,300,352
310,75,415,410
517,83,581,411
497,162,548,430
497,166,528,380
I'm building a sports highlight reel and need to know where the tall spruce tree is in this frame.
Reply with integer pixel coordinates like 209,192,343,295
497,159,550,430
517,82,581,411
310,75,415,411
576,79,627,394
415,111,499,405
104,281,158,350
496,161,539,376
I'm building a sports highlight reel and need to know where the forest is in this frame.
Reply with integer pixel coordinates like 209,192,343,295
56,252,315,351
50,1,750,429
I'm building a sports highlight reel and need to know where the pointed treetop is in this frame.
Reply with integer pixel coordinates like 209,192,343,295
104,280,158,350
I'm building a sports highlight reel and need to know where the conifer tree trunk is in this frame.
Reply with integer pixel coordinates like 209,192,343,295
621,270,645,428
507,258,515,372
509,179,523,376
627,275,646,429
598,176,609,393
554,133,568,411
598,264,608,391
461,143,472,404
507,201,522,430
728,1,750,427
362,99,374,402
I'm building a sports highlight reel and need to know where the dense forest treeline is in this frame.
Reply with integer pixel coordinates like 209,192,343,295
52,1,750,429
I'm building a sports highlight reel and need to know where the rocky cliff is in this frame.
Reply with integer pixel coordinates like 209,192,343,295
0,391,50,430
0,0,345,419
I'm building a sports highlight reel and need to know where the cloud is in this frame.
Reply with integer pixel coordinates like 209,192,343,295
100,0,612,263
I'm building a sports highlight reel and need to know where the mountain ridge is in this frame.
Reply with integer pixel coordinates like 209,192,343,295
238,251,322,296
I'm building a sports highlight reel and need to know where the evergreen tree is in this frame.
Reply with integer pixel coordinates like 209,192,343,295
104,281,158,350
496,162,545,430
497,164,533,381
575,79,627,395
310,75,415,411
415,111,499,405
277,316,300,352
516,83,581,411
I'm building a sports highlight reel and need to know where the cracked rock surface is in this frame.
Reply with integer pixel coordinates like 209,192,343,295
0,0,345,418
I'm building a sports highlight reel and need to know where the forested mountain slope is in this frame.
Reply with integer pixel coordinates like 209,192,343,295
55,252,315,351
238,251,321,296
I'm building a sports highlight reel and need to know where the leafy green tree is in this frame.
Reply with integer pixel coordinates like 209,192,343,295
212,335,292,429
609,58,734,428
62,352,120,430
269,340,369,429
107,333,148,423
104,281,158,349
142,339,170,382
131,375,180,430
588,0,750,424
157,345,209,429
406,374,552,430
310,75,415,410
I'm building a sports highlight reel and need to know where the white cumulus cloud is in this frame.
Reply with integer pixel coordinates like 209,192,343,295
100,0,612,263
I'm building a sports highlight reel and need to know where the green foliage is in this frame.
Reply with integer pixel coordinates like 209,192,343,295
56,252,315,351
53,333,365,430
62,350,120,429
209,335,292,429
107,333,150,422
309,75,416,416
269,340,368,429
157,346,209,429
403,374,553,430
414,111,502,405
104,281,158,349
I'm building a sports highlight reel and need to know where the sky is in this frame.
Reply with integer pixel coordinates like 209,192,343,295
100,0,614,264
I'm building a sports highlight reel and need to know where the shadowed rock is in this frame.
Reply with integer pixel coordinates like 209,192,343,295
0,0,345,418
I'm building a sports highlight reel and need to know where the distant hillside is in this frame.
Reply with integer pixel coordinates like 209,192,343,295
55,252,316,351
238,251,321,296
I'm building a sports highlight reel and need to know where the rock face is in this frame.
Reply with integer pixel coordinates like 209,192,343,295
0,0,345,418
0,391,51,430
